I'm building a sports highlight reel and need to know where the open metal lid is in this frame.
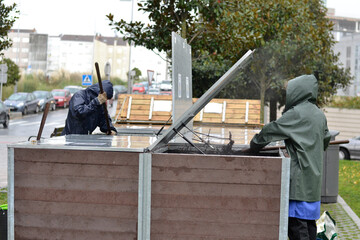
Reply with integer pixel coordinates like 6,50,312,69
147,49,255,152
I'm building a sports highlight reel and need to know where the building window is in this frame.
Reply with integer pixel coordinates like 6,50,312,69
12,48,19,53
13,37,20,42
346,60,351,69
21,48,28,53
22,37,29,43
347,46,351,58
108,48,113,53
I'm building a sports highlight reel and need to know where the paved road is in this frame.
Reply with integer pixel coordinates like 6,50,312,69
0,102,118,188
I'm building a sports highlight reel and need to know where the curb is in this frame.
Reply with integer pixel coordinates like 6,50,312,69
338,195,360,230
10,112,22,120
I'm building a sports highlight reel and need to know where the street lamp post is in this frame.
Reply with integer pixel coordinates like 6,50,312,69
120,0,135,94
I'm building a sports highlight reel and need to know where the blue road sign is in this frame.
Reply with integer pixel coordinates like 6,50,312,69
82,74,92,86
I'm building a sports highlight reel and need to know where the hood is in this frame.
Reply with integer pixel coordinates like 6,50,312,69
5,100,24,105
283,74,318,113
86,80,113,99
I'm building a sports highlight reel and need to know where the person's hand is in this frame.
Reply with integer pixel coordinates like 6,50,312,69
110,130,117,135
97,92,107,104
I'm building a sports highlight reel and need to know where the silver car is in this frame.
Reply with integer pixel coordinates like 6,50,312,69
339,136,360,160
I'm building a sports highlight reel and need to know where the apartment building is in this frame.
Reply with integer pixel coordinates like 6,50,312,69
3,29,35,72
328,8,360,96
3,29,131,80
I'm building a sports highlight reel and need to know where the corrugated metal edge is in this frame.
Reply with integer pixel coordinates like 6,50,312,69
7,147,14,240
138,153,152,240
279,149,290,240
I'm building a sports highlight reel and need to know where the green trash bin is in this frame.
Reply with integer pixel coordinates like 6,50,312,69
0,204,7,240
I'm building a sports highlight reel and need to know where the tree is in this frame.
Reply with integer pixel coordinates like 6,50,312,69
0,58,20,86
107,1,222,54
0,0,18,55
128,67,142,82
108,0,351,123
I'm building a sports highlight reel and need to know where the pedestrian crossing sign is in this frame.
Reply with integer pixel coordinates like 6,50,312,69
82,74,92,86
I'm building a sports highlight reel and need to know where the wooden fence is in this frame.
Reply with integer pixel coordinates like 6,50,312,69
113,94,261,126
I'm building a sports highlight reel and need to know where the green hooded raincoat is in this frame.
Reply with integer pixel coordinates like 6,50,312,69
250,75,331,202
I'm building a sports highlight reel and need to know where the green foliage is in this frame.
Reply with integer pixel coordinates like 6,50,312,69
108,0,351,111
0,58,21,86
0,188,6,205
128,67,142,81
328,96,360,109
0,0,18,54
339,160,360,217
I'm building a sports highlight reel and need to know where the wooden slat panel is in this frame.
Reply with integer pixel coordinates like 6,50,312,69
15,214,136,233
15,200,137,219
15,187,138,206
16,227,136,240
150,234,269,240
151,181,280,198
151,221,278,238
15,161,138,179
115,95,261,125
151,194,280,211
152,153,282,170
151,207,279,224
14,148,140,239
152,167,280,185
150,153,282,239
15,174,138,192
14,149,139,166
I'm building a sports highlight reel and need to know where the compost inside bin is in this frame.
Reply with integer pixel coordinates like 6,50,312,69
163,142,281,156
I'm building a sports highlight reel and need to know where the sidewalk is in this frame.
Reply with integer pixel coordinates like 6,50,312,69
321,196,360,239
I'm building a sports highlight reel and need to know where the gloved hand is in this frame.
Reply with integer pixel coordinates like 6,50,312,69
110,130,117,135
97,92,107,105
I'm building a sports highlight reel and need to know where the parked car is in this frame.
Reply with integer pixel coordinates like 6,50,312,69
132,83,146,94
113,85,127,99
51,89,71,108
0,100,10,128
339,136,360,160
160,80,172,91
140,81,149,93
33,90,56,111
148,87,161,95
4,92,39,115
64,85,83,97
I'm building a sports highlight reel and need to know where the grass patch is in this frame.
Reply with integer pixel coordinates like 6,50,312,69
339,160,360,217
0,188,7,205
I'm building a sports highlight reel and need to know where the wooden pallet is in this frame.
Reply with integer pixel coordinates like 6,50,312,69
114,94,261,126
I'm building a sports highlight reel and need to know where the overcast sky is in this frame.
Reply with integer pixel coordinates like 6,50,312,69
4,0,360,37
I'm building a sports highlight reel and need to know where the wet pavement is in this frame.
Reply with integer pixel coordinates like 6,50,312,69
321,196,360,239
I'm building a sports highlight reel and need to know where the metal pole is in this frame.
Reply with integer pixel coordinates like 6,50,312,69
127,0,135,94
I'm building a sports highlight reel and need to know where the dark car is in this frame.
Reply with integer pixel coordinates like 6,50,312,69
4,92,39,115
51,89,72,108
0,100,10,128
33,90,56,111
113,85,127,99
339,136,360,160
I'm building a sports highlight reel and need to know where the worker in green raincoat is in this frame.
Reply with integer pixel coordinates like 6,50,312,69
249,75,331,240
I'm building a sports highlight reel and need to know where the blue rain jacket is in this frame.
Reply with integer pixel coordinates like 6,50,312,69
61,80,117,135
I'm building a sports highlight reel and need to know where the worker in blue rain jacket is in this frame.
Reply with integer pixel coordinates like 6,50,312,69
61,80,117,135
249,75,331,240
